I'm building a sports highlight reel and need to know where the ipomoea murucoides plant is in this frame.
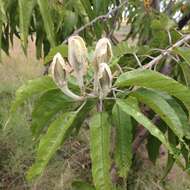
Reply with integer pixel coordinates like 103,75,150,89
11,35,190,190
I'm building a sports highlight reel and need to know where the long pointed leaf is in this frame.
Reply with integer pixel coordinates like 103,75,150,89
116,69,190,114
112,104,132,178
90,112,112,190
31,89,78,138
11,76,57,113
72,99,96,134
147,120,167,164
116,98,174,154
18,0,36,51
132,88,184,139
37,0,55,47
27,111,77,181
162,129,177,180
167,97,190,139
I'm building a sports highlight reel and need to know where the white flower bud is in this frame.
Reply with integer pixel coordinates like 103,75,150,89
68,36,88,93
97,62,112,99
93,38,113,95
51,53,83,101
93,37,113,71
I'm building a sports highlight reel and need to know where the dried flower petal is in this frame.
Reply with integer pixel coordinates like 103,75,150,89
93,38,113,95
93,37,113,71
51,53,68,87
68,36,88,92
51,53,83,101
97,62,112,99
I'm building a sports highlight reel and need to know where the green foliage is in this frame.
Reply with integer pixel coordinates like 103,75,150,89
10,40,190,189
167,98,190,139
18,0,36,51
44,44,68,64
116,98,174,154
37,0,55,47
180,62,190,87
31,89,78,138
162,129,177,180
0,0,123,58
116,69,190,113
112,103,133,178
89,112,112,190
27,111,77,181
146,121,167,164
131,88,184,139
174,47,190,66
11,76,57,113
8,0,190,189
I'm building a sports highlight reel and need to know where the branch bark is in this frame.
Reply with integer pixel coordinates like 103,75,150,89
143,34,190,69
152,0,160,11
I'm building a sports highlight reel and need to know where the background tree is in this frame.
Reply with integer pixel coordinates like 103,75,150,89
4,0,190,189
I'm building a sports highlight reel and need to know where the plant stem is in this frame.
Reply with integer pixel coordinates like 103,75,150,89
143,34,190,69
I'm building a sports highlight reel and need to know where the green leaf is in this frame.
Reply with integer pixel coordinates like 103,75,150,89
71,0,89,23
72,99,96,134
44,44,68,64
31,89,78,138
27,111,77,181
162,152,175,180
35,29,44,59
94,0,109,14
72,181,95,190
174,47,190,66
162,130,177,180
166,97,190,139
147,120,167,164
181,141,189,168
63,10,78,34
90,112,112,190
37,0,55,47
113,41,138,57
115,69,190,114
80,0,94,19
11,76,57,113
112,104,132,178
132,88,184,139
18,0,36,51
180,62,190,87
116,98,173,154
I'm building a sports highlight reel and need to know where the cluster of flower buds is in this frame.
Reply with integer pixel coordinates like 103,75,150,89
51,36,113,100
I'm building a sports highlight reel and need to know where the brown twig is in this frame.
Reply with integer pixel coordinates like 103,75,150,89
63,0,128,43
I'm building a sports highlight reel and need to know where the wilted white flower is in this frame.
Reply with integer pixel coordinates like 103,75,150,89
68,36,88,93
51,53,83,101
97,62,112,99
93,37,113,71
93,38,113,96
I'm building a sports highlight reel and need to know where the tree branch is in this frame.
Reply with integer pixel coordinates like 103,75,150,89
143,34,190,69
152,0,160,11
63,0,128,43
